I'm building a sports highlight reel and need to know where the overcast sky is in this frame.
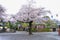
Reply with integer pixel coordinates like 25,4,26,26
0,0,60,20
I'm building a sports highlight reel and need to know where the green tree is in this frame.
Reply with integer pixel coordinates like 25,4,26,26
43,16,57,28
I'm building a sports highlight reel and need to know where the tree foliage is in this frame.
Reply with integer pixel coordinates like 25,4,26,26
44,16,57,28
15,5,50,22
0,5,6,19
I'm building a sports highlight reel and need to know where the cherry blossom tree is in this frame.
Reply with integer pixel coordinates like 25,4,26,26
0,5,7,32
13,0,51,35
0,5,6,19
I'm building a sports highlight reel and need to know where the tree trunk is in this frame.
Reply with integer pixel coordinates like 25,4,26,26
29,21,33,35
2,27,6,32
2,22,6,32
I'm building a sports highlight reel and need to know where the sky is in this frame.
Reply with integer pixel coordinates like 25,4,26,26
0,0,60,21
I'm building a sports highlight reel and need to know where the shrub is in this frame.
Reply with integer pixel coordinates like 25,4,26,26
37,28,51,32
31,28,36,32
26,28,36,32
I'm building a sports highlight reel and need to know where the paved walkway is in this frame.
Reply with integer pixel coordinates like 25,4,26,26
0,31,60,40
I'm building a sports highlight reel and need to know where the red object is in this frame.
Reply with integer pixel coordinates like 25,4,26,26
58,29,60,35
